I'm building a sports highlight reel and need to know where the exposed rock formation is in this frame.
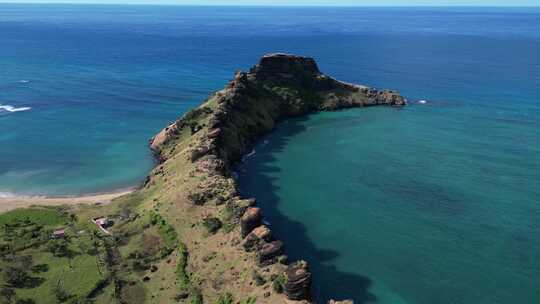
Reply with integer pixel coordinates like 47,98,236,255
151,53,405,165
243,225,272,252
240,207,262,237
258,240,284,266
284,261,312,301
150,53,405,302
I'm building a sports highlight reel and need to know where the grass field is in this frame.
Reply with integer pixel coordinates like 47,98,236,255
0,198,181,304
0,207,109,303
15,251,104,303
0,207,69,227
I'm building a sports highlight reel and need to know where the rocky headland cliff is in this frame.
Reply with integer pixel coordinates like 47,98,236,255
0,54,404,304
149,54,405,303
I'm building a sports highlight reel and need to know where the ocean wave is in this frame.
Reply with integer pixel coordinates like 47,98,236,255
0,104,32,113
17,80,30,84
418,99,428,104
241,149,256,162
246,149,256,158
0,192,17,198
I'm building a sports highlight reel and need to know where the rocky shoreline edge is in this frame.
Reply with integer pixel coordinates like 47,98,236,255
148,53,405,303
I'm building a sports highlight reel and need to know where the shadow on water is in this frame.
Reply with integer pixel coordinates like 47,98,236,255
237,115,377,303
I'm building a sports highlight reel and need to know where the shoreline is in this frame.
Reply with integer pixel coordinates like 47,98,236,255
149,54,406,301
0,188,134,214
0,54,405,302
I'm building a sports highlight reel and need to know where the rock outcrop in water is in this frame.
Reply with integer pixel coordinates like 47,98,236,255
150,53,405,302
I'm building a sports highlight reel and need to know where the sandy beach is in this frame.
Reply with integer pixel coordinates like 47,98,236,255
0,190,133,214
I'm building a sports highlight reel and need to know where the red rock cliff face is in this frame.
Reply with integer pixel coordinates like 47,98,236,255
150,54,405,303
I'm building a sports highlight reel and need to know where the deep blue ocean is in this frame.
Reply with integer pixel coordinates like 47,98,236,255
1,4,540,303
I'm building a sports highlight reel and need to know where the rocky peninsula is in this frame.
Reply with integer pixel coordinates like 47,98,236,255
0,54,404,304
148,54,404,302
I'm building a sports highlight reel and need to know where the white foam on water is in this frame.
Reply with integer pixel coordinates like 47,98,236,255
246,149,256,158
0,104,32,113
18,80,30,84
418,99,428,104
0,191,45,200
241,149,257,162
0,192,17,198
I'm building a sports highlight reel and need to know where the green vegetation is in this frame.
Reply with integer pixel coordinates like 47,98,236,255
0,207,69,227
0,207,70,253
240,297,257,304
216,293,256,304
0,200,182,303
219,201,247,233
216,293,233,304
0,208,107,303
272,273,286,294
149,211,178,256
176,243,190,290
202,217,222,235
190,289,203,304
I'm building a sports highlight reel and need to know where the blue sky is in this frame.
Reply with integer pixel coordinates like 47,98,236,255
2,0,539,5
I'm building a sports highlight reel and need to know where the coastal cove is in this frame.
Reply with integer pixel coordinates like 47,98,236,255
237,105,540,303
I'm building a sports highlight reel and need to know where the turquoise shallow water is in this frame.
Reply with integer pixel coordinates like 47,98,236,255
1,5,540,303
233,8,540,303
1,5,539,196
238,104,540,303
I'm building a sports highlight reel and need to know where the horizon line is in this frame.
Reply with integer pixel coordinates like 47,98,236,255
0,2,539,7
